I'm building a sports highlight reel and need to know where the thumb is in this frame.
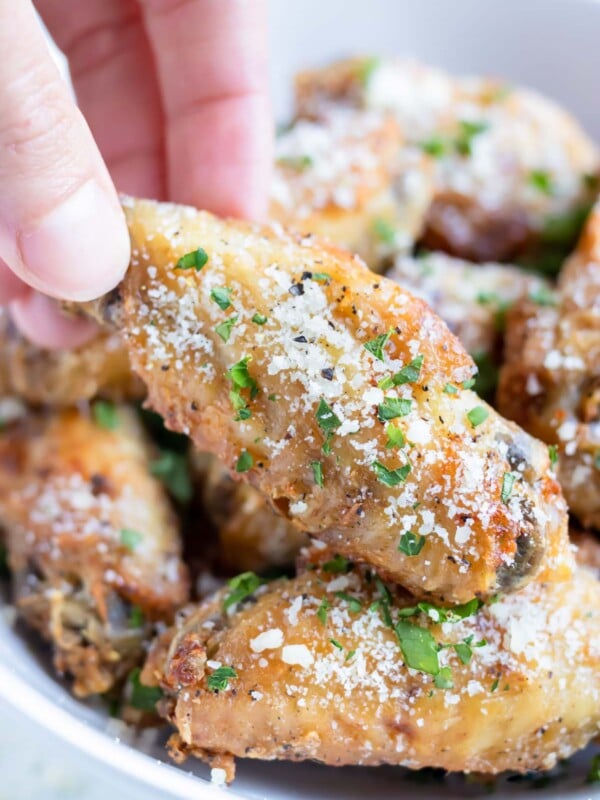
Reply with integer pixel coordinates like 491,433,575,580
0,0,130,302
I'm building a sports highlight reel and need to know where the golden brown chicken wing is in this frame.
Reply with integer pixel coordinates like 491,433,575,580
0,308,143,406
271,108,433,268
295,57,598,263
498,201,600,529
0,406,189,696
142,550,598,781
75,197,570,603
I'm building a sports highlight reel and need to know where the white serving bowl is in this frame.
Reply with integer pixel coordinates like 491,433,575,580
1,1,599,798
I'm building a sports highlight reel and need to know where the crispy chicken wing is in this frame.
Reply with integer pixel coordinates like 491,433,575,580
0,308,142,406
76,198,571,603
0,406,189,696
498,201,600,529
271,108,433,268
142,551,598,780
388,251,551,359
295,57,598,263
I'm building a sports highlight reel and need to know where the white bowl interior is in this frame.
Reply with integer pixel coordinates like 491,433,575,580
2,1,600,798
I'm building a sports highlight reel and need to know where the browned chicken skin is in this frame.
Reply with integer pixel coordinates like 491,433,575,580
74,197,571,604
0,406,188,696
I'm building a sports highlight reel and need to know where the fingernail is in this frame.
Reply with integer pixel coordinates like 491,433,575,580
10,292,99,350
16,180,130,301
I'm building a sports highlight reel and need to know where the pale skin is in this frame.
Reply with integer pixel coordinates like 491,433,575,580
0,0,272,347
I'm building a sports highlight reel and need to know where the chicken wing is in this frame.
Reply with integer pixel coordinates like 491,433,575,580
0,308,143,406
142,550,598,780
271,108,433,269
498,201,600,529
0,406,189,696
295,57,598,263
75,197,571,603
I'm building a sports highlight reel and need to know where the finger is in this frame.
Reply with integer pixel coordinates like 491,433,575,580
36,0,165,198
141,0,273,219
0,259,29,305
10,292,99,350
0,0,130,302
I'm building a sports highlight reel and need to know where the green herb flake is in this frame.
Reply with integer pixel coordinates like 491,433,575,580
128,606,145,629
120,528,143,552
311,460,324,488
345,649,356,662
364,330,392,361
379,355,424,389
529,169,554,196
501,471,517,503
330,638,343,650
398,531,426,557
276,155,313,171
462,378,476,390
373,218,397,245
455,120,489,156
443,383,458,395
311,272,331,283
548,444,559,467
150,450,192,503
528,286,557,307
372,460,411,487
207,665,237,692
315,399,341,445
378,397,412,421
433,666,454,689
420,136,446,158
490,677,500,692
210,286,232,310
236,450,253,473
467,405,489,428
417,597,482,624
251,313,268,325
453,642,473,665
223,571,265,612
317,597,330,624
358,56,380,87
385,423,405,449
92,400,119,430
215,315,238,343
323,554,351,574
335,592,362,613
175,248,208,271
128,667,163,712
395,620,440,675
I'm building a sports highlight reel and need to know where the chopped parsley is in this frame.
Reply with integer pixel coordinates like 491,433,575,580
455,119,489,156
120,528,143,551
175,248,208,271
462,377,476,390
378,355,424,390
150,450,192,503
207,665,237,692
330,638,343,650
311,272,331,283
416,597,482,624
501,471,517,503
215,315,238,343
251,313,268,325
372,460,411,487
311,460,324,488
385,423,405,449
236,450,253,473
420,136,446,158
378,397,412,421
323,554,351,574
345,649,356,662
228,356,258,420
466,405,489,427
373,218,396,245
395,620,440,675
315,398,341,431
528,169,554,195
443,383,458,395
364,330,392,361
317,597,330,624
398,531,426,557
335,592,362,613
529,286,557,307
433,666,454,689
128,668,163,712
548,444,559,467
490,677,500,692
128,606,145,629
92,400,118,430
223,571,265,612
276,154,313,171
210,286,232,310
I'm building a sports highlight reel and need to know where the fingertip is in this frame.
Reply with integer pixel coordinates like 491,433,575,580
0,258,29,305
9,291,100,350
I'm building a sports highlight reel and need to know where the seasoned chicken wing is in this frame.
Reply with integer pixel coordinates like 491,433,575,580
0,406,189,696
201,455,308,573
142,551,598,780
271,108,433,268
76,198,570,603
295,57,598,263
0,308,142,406
498,201,600,529
388,251,551,360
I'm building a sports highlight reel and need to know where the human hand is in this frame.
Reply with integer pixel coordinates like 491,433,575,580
0,0,272,347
